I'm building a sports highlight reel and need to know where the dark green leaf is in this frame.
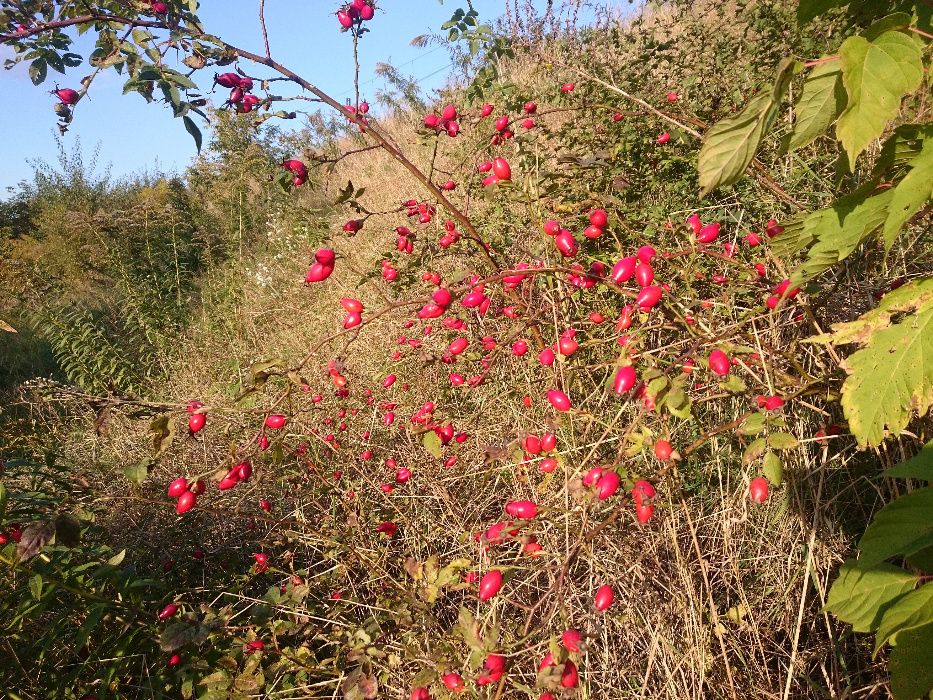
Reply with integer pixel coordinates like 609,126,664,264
889,622,933,700
182,115,202,153
859,487,933,567
885,440,933,481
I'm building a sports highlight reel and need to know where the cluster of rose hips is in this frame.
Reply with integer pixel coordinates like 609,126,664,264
214,72,261,113
281,159,308,187
305,247,336,283
337,0,376,28
422,104,461,138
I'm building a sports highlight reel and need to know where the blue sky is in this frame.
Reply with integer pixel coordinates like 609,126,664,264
0,1,606,194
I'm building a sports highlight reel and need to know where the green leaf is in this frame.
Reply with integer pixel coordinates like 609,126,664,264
859,487,933,567
29,59,47,85
423,430,442,458
0,481,7,521
739,411,766,435
107,548,127,566
885,440,933,481
889,622,933,700
721,374,747,393
824,560,917,632
786,61,846,152
125,459,152,485
183,115,202,153
797,0,846,24
698,58,797,196
29,574,43,600
789,189,894,285
836,30,923,170
76,604,106,650
768,432,799,450
763,452,784,486
882,137,933,248
875,582,933,653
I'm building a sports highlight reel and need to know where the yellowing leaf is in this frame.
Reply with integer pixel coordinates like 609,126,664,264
839,302,933,447
836,30,923,170
824,560,917,632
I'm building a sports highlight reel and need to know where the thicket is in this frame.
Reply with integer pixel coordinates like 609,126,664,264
0,1,930,699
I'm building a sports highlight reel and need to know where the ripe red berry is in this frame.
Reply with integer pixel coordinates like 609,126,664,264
589,209,608,228
708,349,731,376
505,500,538,519
594,584,614,611
188,412,206,433
264,414,287,429
562,628,582,652
175,490,196,515
547,389,571,412
478,570,503,600
654,439,673,460
492,157,511,180
167,477,188,498
157,603,179,621
749,477,769,503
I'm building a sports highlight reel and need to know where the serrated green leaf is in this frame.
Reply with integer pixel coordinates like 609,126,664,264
840,303,933,447
786,61,846,152
875,581,933,653
824,560,917,632
721,374,747,393
124,459,151,485
739,411,766,435
889,622,933,700
763,452,783,485
768,432,799,450
789,189,894,286
859,487,933,567
836,30,923,170
885,440,933,481
423,430,442,458
29,574,43,600
743,438,768,464
698,58,797,196
883,137,933,248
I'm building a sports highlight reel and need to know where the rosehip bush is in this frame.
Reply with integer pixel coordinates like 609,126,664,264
1,1,931,699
